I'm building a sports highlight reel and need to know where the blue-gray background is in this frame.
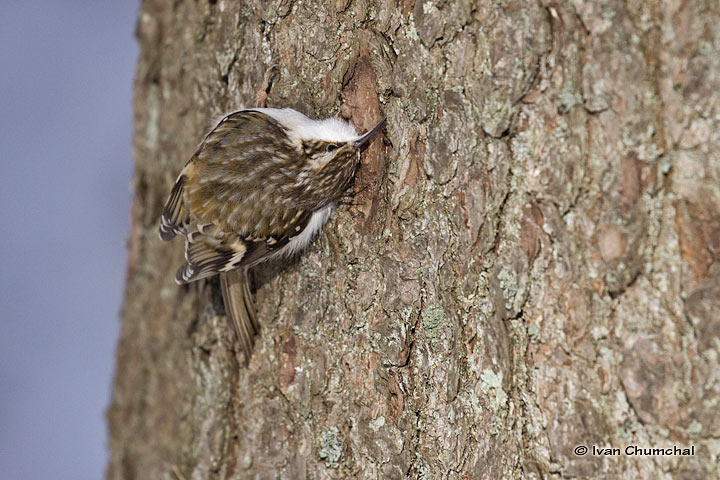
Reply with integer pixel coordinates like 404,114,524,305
0,2,138,478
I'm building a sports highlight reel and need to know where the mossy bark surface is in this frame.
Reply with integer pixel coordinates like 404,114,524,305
109,1,720,478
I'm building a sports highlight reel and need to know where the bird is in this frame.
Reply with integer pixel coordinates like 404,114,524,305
159,107,385,362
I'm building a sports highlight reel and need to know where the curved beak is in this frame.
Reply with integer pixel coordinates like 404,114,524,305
353,117,386,149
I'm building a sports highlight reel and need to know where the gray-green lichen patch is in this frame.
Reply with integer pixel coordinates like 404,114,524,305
480,369,508,412
556,82,583,113
369,415,385,433
686,419,703,437
421,303,444,334
497,268,518,311
318,427,343,468
481,92,514,138
527,324,542,344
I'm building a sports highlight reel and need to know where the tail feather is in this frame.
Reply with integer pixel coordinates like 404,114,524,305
221,269,259,364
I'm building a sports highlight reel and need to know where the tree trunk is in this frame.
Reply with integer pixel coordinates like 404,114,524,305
108,1,720,478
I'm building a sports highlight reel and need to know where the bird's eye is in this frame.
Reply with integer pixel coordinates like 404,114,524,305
326,144,338,153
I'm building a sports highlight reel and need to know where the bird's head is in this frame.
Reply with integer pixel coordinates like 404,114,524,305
251,108,385,171
300,116,386,172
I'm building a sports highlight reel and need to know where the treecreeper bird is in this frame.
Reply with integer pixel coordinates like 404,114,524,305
159,108,386,363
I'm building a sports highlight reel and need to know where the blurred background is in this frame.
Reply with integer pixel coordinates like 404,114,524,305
0,1,138,478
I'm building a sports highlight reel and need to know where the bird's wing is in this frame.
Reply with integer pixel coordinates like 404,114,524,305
159,169,191,241
174,212,311,284
159,109,297,241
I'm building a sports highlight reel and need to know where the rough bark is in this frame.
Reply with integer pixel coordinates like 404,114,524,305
108,0,720,478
